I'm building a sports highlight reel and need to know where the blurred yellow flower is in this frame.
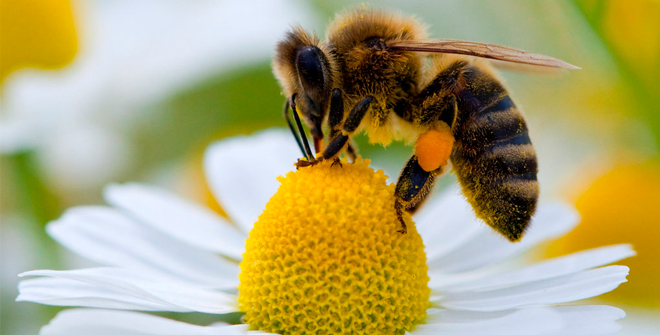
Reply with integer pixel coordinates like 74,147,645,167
0,0,78,83
602,0,660,75
548,161,660,307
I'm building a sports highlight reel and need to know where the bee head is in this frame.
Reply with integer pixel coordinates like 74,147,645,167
274,27,336,139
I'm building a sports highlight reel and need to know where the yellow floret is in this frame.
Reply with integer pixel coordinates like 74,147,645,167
238,158,430,335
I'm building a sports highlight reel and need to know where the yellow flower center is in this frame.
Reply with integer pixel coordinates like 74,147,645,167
238,158,430,335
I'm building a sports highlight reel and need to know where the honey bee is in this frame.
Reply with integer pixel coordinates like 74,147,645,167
273,9,578,242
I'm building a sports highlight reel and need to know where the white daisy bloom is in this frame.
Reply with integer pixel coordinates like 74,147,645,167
18,129,632,334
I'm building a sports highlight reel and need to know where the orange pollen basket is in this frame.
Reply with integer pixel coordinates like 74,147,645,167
414,125,454,172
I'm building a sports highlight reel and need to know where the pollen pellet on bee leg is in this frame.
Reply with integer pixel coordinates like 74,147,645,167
414,124,454,172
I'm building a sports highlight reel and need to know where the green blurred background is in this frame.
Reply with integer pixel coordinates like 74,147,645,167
1,0,659,334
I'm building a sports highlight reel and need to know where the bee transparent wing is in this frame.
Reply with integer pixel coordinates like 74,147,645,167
388,39,580,69
487,59,569,75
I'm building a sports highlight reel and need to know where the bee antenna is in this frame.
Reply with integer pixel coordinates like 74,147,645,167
282,99,307,159
289,94,316,162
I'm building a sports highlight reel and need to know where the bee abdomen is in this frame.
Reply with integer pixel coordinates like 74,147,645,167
481,143,537,176
452,94,538,241
460,96,528,151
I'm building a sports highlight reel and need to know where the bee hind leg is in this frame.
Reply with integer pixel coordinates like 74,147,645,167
394,155,441,234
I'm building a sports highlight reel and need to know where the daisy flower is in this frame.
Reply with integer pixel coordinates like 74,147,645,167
18,129,633,334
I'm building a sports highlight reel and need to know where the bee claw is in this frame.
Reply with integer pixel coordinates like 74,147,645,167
331,158,343,168
394,200,408,234
295,158,322,169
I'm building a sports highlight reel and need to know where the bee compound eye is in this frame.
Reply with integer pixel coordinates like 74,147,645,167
296,46,327,92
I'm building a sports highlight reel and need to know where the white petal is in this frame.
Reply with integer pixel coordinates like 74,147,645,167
204,129,301,234
104,183,245,259
16,278,190,312
18,277,182,312
416,305,625,335
413,307,563,335
19,268,237,314
415,191,484,262
40,309,278,335
436,244,634,292
550,305,625,335
47,207,239,288
436,265,629,311
427,201,579,275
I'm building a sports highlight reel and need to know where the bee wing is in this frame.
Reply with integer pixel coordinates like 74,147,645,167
388,39,580,69
487,59,568,74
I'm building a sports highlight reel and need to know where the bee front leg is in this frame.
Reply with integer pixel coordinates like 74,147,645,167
328,88,344,138
345,139,359,163
394,155,441,234
324,95,373,160
324,88,349,167
298,94,374,169
328,88,360,163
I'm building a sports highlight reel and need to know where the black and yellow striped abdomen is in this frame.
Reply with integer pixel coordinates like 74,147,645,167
451,66,539,241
